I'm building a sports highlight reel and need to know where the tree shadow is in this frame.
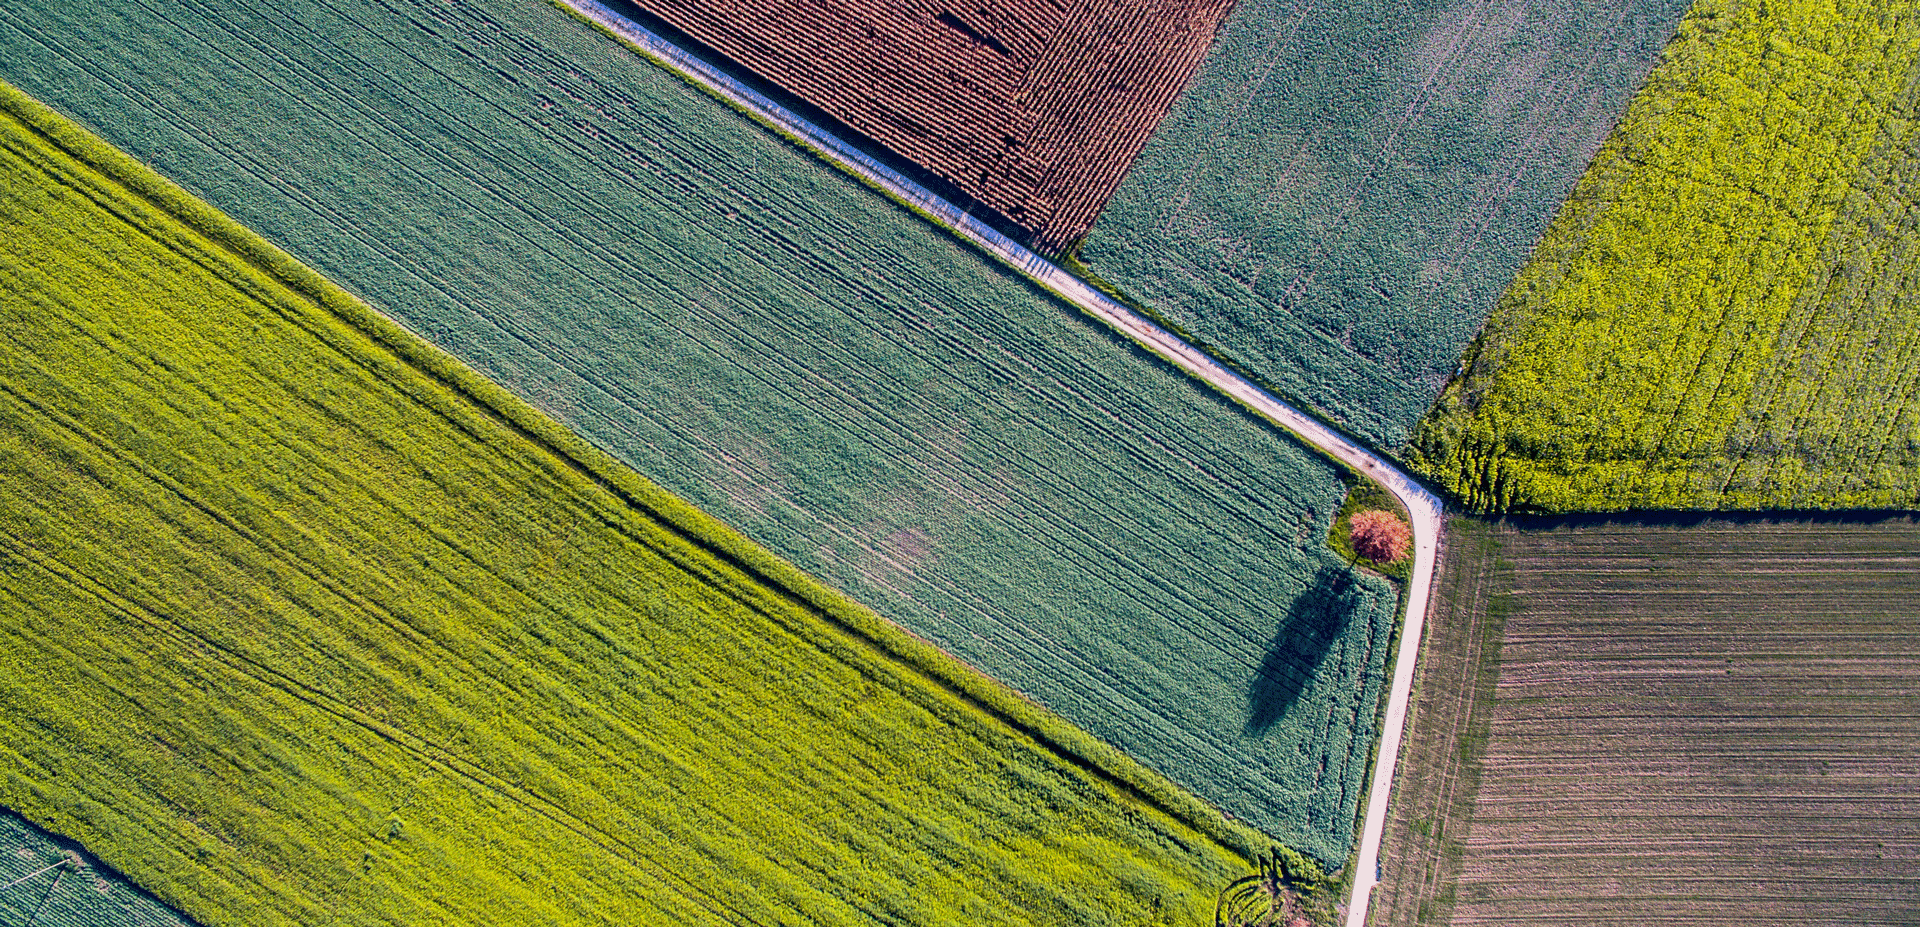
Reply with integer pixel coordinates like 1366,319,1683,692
1245,565,1367,736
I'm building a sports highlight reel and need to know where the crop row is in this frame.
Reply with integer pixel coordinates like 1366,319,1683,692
0,85,1268,925
621,0,1234,251
0,0,1398,863
1080,0,1690,448
1411,0,1920,513
1376,515,1920,926
0,810,197,927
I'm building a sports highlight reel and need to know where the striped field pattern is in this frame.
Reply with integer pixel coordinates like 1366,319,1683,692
0,82,1260,926
0,811,199,927
1081,0,1690,449
0,0,1396,863
610,0,1234,251
1373,515,1920,926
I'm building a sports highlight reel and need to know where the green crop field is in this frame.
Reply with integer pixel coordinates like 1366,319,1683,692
1412,0,1920,513
0,0,1399,864
0,83,1273,925
2,810,198,927
1078,0,1689,449
1369,514,1920,926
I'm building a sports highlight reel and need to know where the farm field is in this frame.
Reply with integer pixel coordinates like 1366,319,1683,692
1078,0,1689,449
606,0,1235,252
1369,515,1920,926
1363,518,1507,927
1411,0,1920,513
0,0,1397,865
2,810,199,927
0,82,1264,926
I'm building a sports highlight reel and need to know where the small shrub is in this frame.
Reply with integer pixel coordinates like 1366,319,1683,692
1349,510,1411,565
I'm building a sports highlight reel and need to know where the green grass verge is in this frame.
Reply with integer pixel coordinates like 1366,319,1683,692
1410,0,1920,513
1362,517,1510,927
0,79,1284,926
1327,478,1414,583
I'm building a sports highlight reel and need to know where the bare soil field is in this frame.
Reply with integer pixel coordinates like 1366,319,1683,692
1373,514,1920,926
606,0,1233,251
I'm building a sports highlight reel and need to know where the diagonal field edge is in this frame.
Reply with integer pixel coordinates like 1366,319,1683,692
545,1,1445,920
0,70,1279,891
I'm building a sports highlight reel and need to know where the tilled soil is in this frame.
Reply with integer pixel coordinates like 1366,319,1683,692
611,0,1235,252
1373,514,1920,926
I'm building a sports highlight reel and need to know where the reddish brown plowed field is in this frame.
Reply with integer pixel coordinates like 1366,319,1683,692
617,0,1234,252
1373,515,1920,927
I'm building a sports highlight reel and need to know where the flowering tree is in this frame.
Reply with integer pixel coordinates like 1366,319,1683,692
1348,509,1411,565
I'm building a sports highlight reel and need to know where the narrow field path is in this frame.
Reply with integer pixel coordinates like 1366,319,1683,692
553,2,1443,922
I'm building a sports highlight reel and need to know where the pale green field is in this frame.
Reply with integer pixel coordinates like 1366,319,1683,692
0,810,199,927
1082,0,1689,449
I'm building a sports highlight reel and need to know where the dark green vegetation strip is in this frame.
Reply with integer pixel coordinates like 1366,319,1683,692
0,0,1398,862
1371,514,1920,926
1413,0,1920,512
1080,0,1689,449
0,83,1270,925
1,810,199,927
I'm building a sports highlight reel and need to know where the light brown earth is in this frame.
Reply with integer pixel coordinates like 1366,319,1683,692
1373,514,1920,926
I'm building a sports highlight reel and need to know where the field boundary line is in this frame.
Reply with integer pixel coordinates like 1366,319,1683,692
547,1,1443,917
1,70,1288,872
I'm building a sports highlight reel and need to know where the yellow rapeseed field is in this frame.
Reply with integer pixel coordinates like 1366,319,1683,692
1414,0,1920,512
